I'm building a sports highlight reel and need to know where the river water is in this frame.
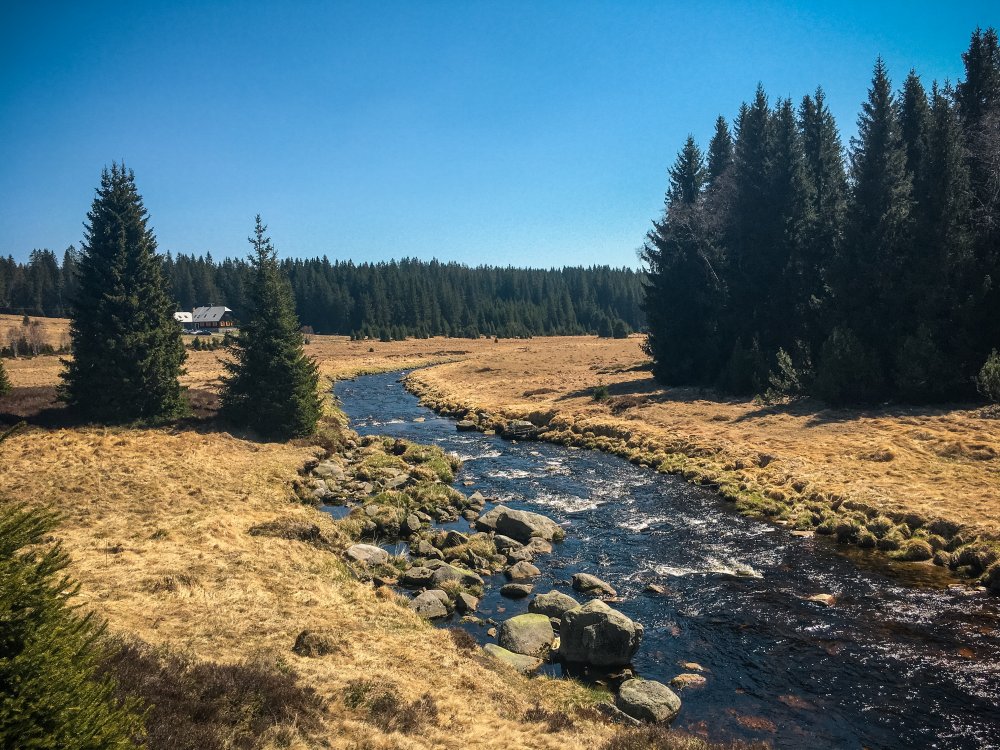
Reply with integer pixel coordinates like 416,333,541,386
333,372,1000,749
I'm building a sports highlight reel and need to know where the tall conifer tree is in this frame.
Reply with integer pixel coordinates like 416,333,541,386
220,216,321,439
59,164,186,422
824,59,912,401
956,27,1000,367
798,87,847,349
706,116,734,189
642,137,724,383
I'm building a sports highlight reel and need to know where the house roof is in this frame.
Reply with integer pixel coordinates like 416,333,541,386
192,306,233,323
173,312,193,323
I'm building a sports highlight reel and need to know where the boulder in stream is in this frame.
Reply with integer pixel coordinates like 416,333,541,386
409,590,449,619
505,561,540,580
430,563,484,588
558,599,642,667
528,590,580,619
482,644,542,674
476,506,564,543
500,583,533,599
345,543,389,566
498,613,555,658
616,678,682,723
572,572,617,597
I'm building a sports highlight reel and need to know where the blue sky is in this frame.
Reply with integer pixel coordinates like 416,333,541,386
1,1,995,267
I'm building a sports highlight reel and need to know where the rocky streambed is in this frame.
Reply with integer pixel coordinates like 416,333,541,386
326,371,1000,749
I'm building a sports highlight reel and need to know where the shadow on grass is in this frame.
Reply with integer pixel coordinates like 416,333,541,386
549,375,985,427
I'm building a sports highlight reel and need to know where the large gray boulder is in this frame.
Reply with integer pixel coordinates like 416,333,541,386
558,600,643,667
498,613,555,658
529,590,580,619
616,678,681,723
345,543,389,566
476,506,563,543
409,590,449,619
493,534,524,553
400,566,435,588
431,563,484,588
482,644,542,674
572,572,617,597
505,561,541,580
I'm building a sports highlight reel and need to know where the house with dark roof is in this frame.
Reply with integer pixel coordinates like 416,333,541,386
192,306,236,330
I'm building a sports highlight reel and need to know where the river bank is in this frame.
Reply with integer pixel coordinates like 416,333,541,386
402,338,1000,594
335,372,1000,749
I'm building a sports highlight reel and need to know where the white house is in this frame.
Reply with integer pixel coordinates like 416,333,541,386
173,311,194,330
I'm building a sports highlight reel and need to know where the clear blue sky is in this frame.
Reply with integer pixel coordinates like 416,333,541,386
1,1,995,267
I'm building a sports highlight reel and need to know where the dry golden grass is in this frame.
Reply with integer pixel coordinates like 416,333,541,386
407,336,1000,539
0,422,613,749
0,313,71,350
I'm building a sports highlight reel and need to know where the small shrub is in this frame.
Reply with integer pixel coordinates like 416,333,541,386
593,384,609,401
524,702,575,732
0,358,11,396
977,349,1000,404
765,346,811,401
447,628,478,652
342,680,437,734
247,518,336,551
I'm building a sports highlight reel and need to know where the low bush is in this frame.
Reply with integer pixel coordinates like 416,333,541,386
977,349,1000,404
342,680,438,734
100,640,324,750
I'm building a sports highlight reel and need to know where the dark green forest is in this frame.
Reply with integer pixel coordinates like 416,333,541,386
643,28,1000,404
0,251,643,340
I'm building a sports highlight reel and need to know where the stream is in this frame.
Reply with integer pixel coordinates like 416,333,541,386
333,371,1000,749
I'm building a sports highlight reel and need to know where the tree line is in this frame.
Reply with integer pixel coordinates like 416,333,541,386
1,250,644,341
642,28,1000,404
164,255,643,340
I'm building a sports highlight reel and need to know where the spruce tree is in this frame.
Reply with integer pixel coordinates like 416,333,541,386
642,137,724,384
956,27,1000,367
706,115,734,188
0,505,144,749
220,216,322,440
59,164,186,423
0,358,11,396
798,87,847,350
765,97,813,354
825,59,912,400
895,82,975,400
899,71,932,186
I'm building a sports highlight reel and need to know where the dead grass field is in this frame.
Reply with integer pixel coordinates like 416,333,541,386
0,422,617,749
406,336,1000,540
0,312,71,350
